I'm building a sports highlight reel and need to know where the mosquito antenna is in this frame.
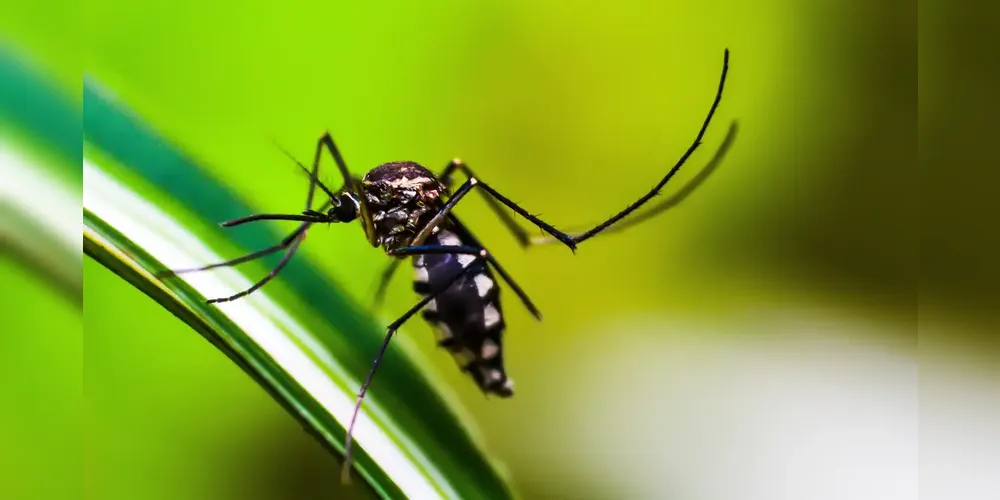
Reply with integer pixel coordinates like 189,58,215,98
272,139,342,203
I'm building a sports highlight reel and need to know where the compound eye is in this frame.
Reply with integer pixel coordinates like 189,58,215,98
331,193,360,221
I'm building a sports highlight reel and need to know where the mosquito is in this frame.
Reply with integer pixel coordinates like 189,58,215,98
160,48,731,482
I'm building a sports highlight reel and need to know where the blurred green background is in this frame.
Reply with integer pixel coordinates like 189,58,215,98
2,0,944,498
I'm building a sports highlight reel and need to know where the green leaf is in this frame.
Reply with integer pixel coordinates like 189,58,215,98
83,81,515,498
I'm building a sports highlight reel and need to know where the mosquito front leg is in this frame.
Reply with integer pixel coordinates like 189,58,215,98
205,231,307,303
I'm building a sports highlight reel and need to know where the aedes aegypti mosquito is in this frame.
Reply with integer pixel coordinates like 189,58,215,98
161,49,730,480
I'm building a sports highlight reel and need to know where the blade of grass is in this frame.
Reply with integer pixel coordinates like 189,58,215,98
83,80,516,499
83,203,399,499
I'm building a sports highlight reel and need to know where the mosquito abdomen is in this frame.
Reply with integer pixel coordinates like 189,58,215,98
413,226,514,397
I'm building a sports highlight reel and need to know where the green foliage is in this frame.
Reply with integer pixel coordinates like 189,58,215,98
83,81,514,499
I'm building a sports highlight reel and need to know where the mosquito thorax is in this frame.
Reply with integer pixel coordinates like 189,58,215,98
361,161,447,250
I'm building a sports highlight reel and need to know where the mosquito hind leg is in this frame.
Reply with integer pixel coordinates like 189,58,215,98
526,120,739,245
371,212,543,320
341,251,487,483
438,159,534,248
447,214,542,320
430,48,730,250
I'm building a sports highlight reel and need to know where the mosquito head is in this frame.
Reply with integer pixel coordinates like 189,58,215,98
360,161,446,250
326,192,360,222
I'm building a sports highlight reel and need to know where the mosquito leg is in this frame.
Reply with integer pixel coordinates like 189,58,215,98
162,131,356,298
341,252,487,483
557,48,729,245
372,216,543,319
160,132,341,280
159,223,310,277
314,131,356,194
447,215,542,320
407,176,576,252
371,259,402,311
275,131,354,211
270,146,337,206
372,244,482,311
378,219,542,319
253,131,353,231
219,212,329,228
385,244,540,319
185,204,335,303
438,159,533,248
157,198,334,281
205,231,307,304
463,180,578,250
387,245,485,257
527,120,739,245
416,174,595,251
369,169,484,309
433,48,730,250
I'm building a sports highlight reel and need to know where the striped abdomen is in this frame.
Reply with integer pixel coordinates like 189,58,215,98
413,226,513,397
